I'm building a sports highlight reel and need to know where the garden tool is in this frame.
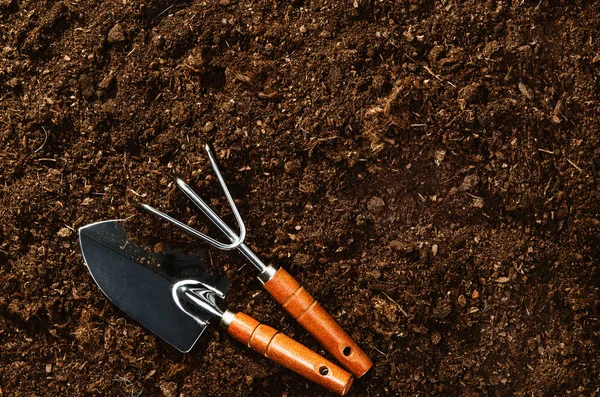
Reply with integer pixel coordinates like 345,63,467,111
141,143,372,377
79,220,353,395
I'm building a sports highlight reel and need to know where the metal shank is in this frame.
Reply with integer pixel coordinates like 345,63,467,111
173,280,225,325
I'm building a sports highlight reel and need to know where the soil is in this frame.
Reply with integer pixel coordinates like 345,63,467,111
1,0,599,396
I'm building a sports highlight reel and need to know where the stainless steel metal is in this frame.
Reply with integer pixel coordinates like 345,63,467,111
220,310,236,329
143,144,245,251
258,264,280,284
142,143,272,277
176,178,242,245
173,280,225,325
79,220,222,353
141,203,243,251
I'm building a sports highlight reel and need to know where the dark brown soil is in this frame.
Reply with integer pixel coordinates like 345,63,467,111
1,0,600,396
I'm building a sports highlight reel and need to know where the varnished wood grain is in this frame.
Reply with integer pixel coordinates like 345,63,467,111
263,267,373,377
228,312,353,396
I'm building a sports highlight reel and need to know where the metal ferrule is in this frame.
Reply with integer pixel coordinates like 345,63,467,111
220,310,236,330
173,280,225,325
257,264,280,284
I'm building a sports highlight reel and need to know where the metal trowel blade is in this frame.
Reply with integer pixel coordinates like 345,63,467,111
78,220,229,352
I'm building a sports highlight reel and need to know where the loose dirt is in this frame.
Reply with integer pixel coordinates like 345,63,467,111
1,1,599,396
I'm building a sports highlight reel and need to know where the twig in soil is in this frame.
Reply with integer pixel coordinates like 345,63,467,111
422,64,457,88
114,375,133,386
538,148,554,154
567,159,582,172
305,136,339,157
126,45,137,58
465,192,483,200
381,291,409,317
423,64,442,82
187,13,197,26
370,344,387,356
34,126,48,153
543,177,553,197
152,3,176,21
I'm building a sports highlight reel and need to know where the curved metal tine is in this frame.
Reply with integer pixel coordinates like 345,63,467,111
141,203,243,251
174,143,247,250
142,144,246,251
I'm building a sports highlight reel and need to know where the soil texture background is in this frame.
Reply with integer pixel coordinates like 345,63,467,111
1,0,600,396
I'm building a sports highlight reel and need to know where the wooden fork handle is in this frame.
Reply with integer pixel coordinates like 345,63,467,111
224,311,353,396
262,267,373,377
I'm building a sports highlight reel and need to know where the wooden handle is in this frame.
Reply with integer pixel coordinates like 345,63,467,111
263,267,373,377
227,312,353,396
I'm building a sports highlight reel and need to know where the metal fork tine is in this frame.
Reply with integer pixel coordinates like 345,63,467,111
141,144,246,251
175,178,246,247
140,203,242,250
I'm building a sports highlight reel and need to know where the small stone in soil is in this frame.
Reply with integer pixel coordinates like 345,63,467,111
98,74,115,90
460,82,485,104
460,174,480,191
434,149,446,165
367,196,385,214
389,240,414,254
284,159,301,175
107,24,126,43
153,242,164,253
202,122,215,133
473,197,485,208
57,227,72,238
220,101,235,113
518,82,534,99
159,381,178,397
433,300,453,318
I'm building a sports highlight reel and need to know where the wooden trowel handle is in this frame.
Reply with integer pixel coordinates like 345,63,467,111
262,267,373,378
224,311,353,396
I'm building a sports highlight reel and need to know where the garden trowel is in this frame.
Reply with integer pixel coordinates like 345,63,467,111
79,220,353,395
